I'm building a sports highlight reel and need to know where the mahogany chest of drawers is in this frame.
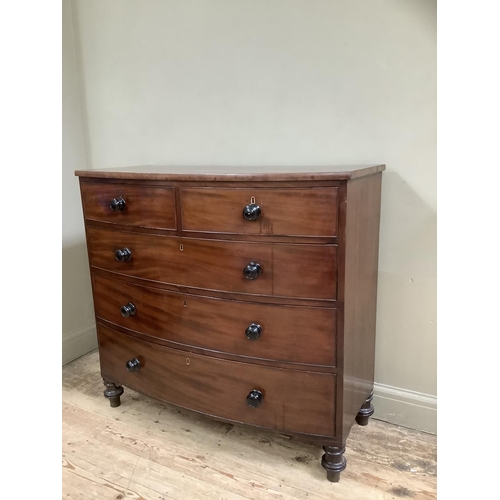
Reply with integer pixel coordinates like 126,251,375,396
76,164,385,482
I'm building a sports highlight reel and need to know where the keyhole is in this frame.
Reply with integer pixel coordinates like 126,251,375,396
186,358,190,365
180,244,184,251
250,196,255,204
183,301,187,307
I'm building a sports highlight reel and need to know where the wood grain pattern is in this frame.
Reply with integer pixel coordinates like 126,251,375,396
80,181,176,230
97,324,336,436
75,164,386,182
341,173,383,442
87,226,338,300
63,350,437,500
180,187,338,237
93,274,337,367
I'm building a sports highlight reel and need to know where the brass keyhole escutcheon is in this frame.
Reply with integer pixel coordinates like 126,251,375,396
250,196,256,204
186,358,190,365
180,244,184,251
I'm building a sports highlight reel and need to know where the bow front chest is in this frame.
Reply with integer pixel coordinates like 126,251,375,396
76,164,385,482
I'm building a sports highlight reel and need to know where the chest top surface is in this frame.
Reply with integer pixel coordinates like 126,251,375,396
75,164,385,182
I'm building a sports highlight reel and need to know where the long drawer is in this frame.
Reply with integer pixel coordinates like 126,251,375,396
87,227,337,300
98,324,336,436
180,187,338,237
81,181,177,230
93,274,337,367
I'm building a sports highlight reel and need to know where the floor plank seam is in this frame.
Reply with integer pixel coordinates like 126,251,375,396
124,443,147,497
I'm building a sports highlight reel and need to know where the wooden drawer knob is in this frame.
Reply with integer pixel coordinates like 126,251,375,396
243,262,262,280
246,390,263,408
115,247,132,262
120,302,136,318
110,196,126,211
245,323,262,341
126,358,141,372
242,203,261,221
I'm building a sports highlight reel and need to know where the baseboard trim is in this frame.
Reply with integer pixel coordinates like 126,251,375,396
372,382,437,434
62,324,97,365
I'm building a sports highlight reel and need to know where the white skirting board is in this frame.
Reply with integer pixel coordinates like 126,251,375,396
372,382,437,434
62,324,97,365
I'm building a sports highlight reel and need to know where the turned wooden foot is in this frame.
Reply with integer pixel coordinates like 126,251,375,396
356,390,374,426
321,445,346,482
103,380,124,408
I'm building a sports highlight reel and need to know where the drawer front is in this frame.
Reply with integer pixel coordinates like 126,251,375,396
181,187,338,237
80,182,176,230
87,227,337,300
98,324,336,436
93,274,337,366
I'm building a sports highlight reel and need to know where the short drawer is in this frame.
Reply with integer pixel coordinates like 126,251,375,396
98,324,336,436
93,274,337,366
80,181,176,230
180,187,338,237
87,227,337,300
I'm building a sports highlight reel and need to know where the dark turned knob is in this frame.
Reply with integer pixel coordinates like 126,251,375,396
120,302,136,318
115,247,132,262
126,358,141,372
110,196,126,211
245,323,262,341
243,262,262,280
243,203,261,221
246,390,263,408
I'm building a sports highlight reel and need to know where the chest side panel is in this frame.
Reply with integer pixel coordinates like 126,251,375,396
340,173,383,441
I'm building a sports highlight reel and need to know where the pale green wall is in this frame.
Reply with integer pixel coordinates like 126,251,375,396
66,0,436,431
62,0,96,364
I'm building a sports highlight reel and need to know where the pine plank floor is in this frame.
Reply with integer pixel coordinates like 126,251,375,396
62,350,437,500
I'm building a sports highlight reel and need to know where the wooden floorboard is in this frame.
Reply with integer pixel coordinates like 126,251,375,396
62,350,437,499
